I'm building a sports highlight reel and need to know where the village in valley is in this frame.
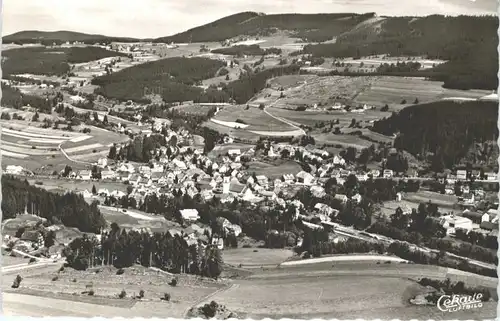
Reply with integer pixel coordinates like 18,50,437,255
1,8,498,320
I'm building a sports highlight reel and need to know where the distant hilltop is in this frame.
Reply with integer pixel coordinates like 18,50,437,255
4,12,383,44
2,30,144,45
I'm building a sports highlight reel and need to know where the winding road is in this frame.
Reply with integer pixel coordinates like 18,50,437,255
261,96,306,136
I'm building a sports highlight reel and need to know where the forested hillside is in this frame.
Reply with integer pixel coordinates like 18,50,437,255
92,57,300,104
92,57,226,103
2,46,128,76
1,176,106,233
372,101,499,170
3,30,140,45
1,85,54,113
224,64,301,104
301,15,498,90
154,12,375,43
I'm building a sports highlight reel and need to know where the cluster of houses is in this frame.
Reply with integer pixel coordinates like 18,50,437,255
74,137,395,242
440,207,499,236
441,169,498,206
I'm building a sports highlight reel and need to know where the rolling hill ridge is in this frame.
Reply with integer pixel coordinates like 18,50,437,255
3,30,141,45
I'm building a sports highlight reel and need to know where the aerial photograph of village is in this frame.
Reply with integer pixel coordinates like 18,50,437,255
1,0,498,319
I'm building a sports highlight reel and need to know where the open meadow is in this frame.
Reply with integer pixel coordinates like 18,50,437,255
212,105,294,132
404,191,458,210
2,264,227,318
209,143,254,157
201,262,497,319
263,75,374,109
97,206,179,232
353,76,491,108
263,75,491,112
246,160,302,179
26,179,127,194
3,247,497,319
223,248,294,268
313,133,374,149
205,105,302,141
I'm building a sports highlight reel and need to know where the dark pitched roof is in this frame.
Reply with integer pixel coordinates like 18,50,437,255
480,221,498,231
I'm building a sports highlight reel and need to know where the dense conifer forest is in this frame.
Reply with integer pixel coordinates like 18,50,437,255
372,101,499,170
1,176,106,233
2,47,128,76
91,57,226,103
1,85,54,113
64,227,224,278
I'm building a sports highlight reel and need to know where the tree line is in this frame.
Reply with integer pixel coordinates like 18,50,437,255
63,226,224,278
212,45,282,56
1,175,106,233
1,85,54,114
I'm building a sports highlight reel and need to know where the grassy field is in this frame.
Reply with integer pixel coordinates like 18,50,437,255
98,206,178,232
213,105,294,132
354,76,490,108
171,103,216,116
2,214,46,236
267,75,374,110
1,254,31,267
246,160,302,179
205,104,301,141
313,133,374,149
404,191,458,209
379,200,421,218
205,262,497,319
26,179,127,194
209,143,254,157
0,118,128,171
3,256,496,319
223,248,294,268
267,107,391,127
3,264,226,318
